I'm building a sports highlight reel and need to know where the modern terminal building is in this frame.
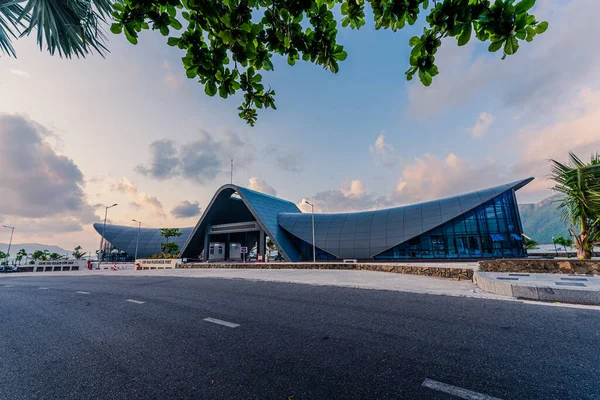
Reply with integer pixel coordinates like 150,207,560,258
94,177,533,262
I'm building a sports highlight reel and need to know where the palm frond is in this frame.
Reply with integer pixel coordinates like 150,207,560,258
549,152,600,229
0,0,26,56
18,0,117,58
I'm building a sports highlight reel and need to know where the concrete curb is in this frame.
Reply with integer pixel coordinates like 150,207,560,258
179,262,475,280
473,272,600,305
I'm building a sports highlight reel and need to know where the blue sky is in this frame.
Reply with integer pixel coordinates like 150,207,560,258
1,0,599,251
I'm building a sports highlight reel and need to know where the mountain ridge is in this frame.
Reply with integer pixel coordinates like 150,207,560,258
518,195,571,244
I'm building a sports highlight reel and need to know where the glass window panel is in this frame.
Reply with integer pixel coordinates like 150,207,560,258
454,219,466,234
456,236,470,257
468,236,481,256
444,237,457,258
432,236,445,257
420,235,433,258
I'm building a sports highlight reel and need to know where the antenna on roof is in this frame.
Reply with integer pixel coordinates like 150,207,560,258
230,159,233,184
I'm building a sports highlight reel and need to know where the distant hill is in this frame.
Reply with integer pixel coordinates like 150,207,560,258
0,243,70,258
518,196,571,244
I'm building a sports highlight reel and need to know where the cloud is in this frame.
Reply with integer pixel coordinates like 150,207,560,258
407,0,600,119
170,200,202,218
468,112,495,138
248,177,277,196
511,87,600,199
10,69,30,78
102,176,165,216
300,180,392,213
105,177,138,196
139,193,165,217
264,145,304,172
369,132,396,166
395,153,506,203
3,216,84,234
163,61,179,89
134,139,179,180
0,114,97,226
136,129,254,184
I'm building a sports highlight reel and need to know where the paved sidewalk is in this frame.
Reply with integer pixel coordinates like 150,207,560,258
474,271,600,305
1,268,495,299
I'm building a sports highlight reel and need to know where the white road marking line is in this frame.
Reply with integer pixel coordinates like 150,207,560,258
422,379,503,400
38,287,49,290
126,299,145,304
3,285,14,287
203,317,240,328
75,291,90,294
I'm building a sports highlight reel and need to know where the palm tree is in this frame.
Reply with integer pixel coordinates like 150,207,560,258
553,236,574,255
15,248,27,265
72,245,86,260
549,152,600,260
0,0,114,58
523,237,538,251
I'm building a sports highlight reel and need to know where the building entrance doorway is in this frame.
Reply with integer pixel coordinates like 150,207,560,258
204,221,269,262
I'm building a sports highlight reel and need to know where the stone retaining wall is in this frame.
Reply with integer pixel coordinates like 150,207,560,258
479,259,600,275
178,262,473,280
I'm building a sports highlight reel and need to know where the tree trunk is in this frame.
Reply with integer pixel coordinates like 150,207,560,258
575,231,592,260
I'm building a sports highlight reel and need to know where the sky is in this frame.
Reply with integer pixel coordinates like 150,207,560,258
0,0,599,253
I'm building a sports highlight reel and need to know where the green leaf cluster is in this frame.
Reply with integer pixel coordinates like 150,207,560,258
109,0,548,125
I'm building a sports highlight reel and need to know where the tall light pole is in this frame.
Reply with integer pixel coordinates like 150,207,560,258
99,204,118,262
303,200,316,263
2,225,14,265
132,219,142,261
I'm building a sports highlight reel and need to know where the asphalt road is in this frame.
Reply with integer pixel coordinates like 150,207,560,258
0,275,598,400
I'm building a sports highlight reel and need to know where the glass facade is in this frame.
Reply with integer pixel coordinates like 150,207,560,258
290,235,337,261
375,191,525,259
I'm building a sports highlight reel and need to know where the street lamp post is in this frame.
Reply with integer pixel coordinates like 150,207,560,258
2,225,14,266
99,204,118,263
132,219,142,261
303,200,316,263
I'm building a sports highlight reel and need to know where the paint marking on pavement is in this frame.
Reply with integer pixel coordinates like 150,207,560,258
126,299,145,304
3,285,14,287
203,317,240,328
422,379,503,400
38,287,49,290
75,291,90,295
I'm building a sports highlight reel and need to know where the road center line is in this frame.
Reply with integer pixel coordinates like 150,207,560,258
422,378,503,400
126,299,145,304
38,287,49,290
75,291,90,294
3,285,14,287
203,317,240,328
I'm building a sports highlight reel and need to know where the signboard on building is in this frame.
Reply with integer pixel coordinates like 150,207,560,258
135,258,182,269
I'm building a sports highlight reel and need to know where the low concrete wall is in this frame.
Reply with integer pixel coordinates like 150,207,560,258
178,262,474,280
479,259,600,275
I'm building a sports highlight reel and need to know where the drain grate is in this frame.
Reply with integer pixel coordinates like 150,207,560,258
509,273,530,277
497,277,519,281
560,277,588,281
555,282,586,287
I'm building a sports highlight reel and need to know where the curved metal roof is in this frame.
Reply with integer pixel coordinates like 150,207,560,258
92,223,194,258
278,178,533,259
180,184,302,261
